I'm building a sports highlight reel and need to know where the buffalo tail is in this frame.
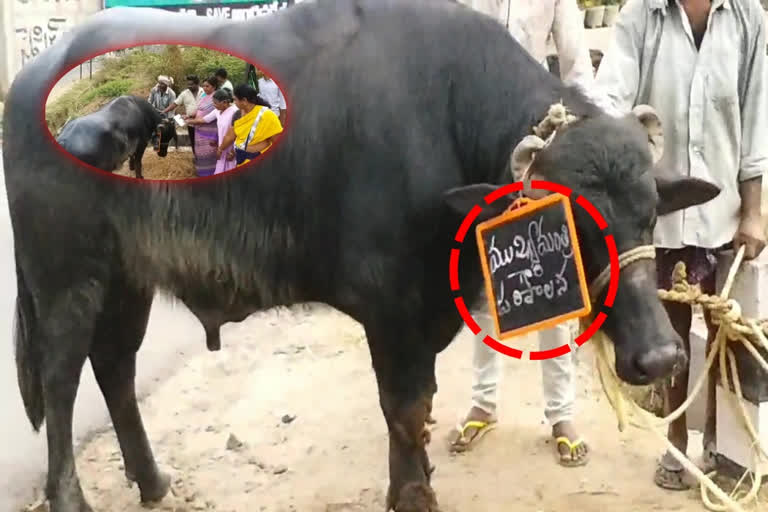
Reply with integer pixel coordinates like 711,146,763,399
13,261,45,432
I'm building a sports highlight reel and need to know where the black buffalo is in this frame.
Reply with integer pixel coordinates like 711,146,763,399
152,116,179,159
2,1,720,511
55,95,174,179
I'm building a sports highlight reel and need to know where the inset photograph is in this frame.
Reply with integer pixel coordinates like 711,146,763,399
45,44,287,180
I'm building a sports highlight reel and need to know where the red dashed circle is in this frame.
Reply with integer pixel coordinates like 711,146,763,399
449,180,619,360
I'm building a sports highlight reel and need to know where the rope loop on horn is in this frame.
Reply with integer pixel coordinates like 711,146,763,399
532,101,580,144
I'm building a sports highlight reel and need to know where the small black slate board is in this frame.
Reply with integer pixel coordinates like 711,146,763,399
475,194,591,341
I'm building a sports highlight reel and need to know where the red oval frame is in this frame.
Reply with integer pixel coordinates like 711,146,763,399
42,39,291,185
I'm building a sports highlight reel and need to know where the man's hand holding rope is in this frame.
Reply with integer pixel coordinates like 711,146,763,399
734,177,766,260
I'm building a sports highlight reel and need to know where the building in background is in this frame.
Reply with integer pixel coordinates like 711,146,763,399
0,0,103,96
103,0,299,19
0,0,306,97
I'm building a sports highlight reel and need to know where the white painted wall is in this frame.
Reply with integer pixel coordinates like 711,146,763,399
0,0,103,95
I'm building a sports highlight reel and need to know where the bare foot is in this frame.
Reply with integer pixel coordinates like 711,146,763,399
552,420,590,467
448,406,497,453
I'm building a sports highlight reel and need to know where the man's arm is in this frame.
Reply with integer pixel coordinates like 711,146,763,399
593,0,648,115
733,5,768,259
551,0,595,92
163,91,183,114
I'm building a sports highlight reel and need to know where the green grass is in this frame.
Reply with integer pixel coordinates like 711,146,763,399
80,78,137,103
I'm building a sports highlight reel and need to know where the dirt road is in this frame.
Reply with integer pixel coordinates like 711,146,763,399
16,303,764,512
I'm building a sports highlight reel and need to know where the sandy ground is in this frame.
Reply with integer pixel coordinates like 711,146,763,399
115,147,197,180
16,303,766,512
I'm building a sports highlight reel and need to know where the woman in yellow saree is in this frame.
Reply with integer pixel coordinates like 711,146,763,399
216,84,284,167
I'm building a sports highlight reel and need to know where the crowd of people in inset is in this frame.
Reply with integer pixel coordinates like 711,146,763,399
147,67,286,177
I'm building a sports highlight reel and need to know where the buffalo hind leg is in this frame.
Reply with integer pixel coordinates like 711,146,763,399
88,280,170,503
367,329,439,512
39,290,101,511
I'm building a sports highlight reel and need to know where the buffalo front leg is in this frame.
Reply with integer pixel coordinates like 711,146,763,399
132,145,146,179
89,281,170,503
367,334,439,512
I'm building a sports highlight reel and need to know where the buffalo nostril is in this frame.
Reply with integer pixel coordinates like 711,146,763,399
635,342,681,381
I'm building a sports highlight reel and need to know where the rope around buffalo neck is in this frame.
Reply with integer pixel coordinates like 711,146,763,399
588,245,657,302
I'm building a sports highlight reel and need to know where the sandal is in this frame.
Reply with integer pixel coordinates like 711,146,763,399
449,420,497,453
555,436,590,467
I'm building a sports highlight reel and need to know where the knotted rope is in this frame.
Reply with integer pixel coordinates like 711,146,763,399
588,245,657,301
532,102,578,142
589,245,768,512
511,102,578,183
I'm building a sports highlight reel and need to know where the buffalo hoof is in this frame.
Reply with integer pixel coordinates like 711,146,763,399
387,482,440,512
422,425,432,445
136,470,172,504
47,497,94,512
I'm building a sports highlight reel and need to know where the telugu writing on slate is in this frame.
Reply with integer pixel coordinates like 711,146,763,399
487,216,573,316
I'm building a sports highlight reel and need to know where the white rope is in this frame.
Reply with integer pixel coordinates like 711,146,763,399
591,245,767,512
589,244,656,301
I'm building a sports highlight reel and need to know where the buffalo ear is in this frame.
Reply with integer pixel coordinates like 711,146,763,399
656,176,721,216
443,184,516,223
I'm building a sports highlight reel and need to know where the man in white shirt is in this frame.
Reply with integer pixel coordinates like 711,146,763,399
448,0,597,468
257,74,287,125
595,0,768,490
163,75,204,156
